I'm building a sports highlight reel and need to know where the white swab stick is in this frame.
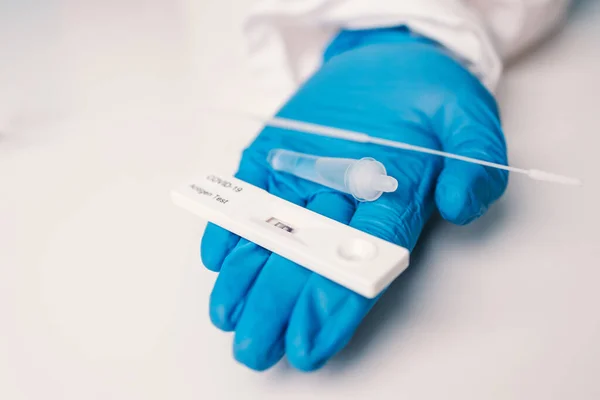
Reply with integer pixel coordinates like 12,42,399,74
205,108,583,186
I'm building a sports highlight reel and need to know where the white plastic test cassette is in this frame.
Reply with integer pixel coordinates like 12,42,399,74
171,173,410,298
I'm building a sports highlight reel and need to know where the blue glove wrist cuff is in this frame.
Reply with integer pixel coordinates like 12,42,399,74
323,26,441,63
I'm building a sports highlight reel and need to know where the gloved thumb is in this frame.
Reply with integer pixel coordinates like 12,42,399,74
434,100,509,225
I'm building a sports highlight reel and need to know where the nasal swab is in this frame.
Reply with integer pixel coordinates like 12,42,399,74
241,114,582,186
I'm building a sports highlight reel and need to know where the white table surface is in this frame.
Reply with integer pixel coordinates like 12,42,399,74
1,1,599,399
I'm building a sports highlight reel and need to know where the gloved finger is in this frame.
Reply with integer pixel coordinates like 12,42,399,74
232,256,310,371
284,193,420,372
209,239,271,331
435,99,509,225
200,157,269,271
201,224,239,272
284,161,439,371
207,171,307,333
232,191,356,371
286,272,375,372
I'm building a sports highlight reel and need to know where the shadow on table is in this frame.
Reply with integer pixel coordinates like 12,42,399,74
493,0,598,76
571,0,597,14
324,198,509,373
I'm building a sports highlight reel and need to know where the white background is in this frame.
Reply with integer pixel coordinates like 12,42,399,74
1,1,599,399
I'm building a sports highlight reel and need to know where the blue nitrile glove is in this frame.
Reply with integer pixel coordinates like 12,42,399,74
201,27,508,371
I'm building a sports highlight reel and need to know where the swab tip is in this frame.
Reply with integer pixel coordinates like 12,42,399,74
528,169,583,186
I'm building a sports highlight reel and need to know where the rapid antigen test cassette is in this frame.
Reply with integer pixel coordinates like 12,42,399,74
171,173,410,298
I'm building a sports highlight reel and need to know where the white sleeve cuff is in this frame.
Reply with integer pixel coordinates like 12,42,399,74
243,0,503,99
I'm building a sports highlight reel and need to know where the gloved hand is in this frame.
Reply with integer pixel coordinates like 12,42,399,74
201,27,508,371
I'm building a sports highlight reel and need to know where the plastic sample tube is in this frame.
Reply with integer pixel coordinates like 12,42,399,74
267,149,399,202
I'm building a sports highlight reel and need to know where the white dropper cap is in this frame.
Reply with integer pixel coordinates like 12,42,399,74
346,157,398,201
267,149,398,202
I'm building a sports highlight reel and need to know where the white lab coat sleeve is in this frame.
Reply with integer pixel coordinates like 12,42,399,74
242,0,572,98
